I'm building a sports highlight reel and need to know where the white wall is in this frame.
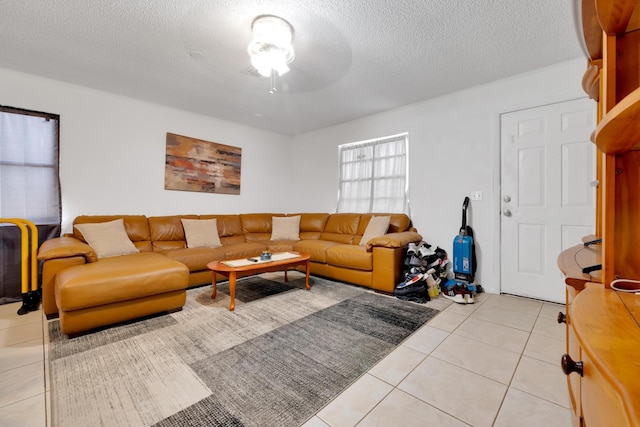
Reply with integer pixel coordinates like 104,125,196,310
289,58,588,293
1,58,588,293
0,67,292,234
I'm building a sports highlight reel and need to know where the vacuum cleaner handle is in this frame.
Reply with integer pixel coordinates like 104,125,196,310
461,196,470,235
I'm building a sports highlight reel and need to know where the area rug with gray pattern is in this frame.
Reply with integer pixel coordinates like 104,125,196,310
48,272,442,427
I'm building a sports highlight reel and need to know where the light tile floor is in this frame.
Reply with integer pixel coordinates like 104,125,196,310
304,292,571,427
0,301,49,427
0,291,571,427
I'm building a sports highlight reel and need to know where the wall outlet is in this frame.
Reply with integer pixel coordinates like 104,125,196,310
471,191,482,201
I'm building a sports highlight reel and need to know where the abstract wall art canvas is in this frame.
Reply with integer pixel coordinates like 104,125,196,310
165,133,241,195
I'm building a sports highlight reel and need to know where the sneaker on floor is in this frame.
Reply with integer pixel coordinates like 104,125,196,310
442,284,466,304
407,242,418,256
461,284,475,304
397,274,423,289
463,292,475,304
418,245,435,259
395,283,427,298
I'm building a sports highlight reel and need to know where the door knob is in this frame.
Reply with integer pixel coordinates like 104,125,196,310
503,209,512,217
561,354,584,377
503,195,511,202
557,312,566,324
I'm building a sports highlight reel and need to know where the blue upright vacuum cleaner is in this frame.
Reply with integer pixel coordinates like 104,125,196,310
453,196,476,285
442,197,481,303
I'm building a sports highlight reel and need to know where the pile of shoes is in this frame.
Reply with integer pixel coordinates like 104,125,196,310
395,241,450,303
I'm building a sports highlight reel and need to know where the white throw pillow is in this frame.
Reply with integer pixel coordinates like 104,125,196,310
74,219,140,259
181,218,222,248
271,215,301,240
360,216,391,245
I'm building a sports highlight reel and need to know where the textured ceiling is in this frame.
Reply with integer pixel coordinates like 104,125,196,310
0,0,585,135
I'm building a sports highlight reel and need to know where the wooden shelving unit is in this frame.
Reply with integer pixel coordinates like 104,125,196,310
595,87,640,153
557,1,640,426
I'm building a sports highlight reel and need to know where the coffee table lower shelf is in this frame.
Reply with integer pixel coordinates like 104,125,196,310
206,252,311,311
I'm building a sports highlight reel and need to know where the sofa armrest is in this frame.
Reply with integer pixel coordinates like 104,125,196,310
38,236,97,263
366,231,423,251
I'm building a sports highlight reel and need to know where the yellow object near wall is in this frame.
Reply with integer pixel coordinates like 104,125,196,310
1,218,38,302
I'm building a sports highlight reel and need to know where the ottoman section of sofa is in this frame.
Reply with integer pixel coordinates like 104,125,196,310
55,252,189,335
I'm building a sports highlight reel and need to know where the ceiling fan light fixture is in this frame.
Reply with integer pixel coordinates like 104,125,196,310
247,15,295,85
250,47,291,77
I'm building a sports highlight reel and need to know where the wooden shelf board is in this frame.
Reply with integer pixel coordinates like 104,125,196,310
596,0,637,35
558,243,602,286
581,234,600,244
594,86,640,153
627,1,640,31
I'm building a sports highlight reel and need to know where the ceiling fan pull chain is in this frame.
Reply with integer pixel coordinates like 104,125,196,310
269,69,277,94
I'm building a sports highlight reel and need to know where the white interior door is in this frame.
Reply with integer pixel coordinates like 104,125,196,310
500,98,595,303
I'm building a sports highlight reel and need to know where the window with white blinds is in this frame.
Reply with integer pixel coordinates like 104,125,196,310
0,106,60,225
337,133,409,214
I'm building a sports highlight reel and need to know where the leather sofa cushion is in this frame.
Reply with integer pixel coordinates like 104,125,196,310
388,214,411,233
73,215,152,252
356,213,411,235
319,213,361,243
293,240,341,263
220,234,246,246
55,252,188,311
262,240,297,253
354,213,413,245
149,215,198,250
200,215,244,238
37,236,95,261
241,213,285,242
221,241,268,259
294,213,330,240
161,241,267,272
160,246,226,272
326,244,373,271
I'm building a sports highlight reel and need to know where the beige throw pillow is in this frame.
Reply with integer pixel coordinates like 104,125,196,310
181,218,222,248
271,215,301,240
74,219,140,259
360,215,391,246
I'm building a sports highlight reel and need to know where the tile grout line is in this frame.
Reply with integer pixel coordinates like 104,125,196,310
488,309,538,426
42,310,50,427
487,302,574,425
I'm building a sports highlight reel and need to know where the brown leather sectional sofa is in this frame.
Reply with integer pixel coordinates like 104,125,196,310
38,212,422,335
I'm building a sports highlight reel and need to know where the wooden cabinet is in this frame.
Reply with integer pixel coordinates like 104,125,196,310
556,1,640,426
564,284,640,427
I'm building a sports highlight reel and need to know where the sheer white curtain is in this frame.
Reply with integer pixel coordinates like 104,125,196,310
337,133,409,213
0,108,60,224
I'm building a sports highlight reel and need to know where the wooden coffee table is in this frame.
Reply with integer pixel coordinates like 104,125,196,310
206,252,310,311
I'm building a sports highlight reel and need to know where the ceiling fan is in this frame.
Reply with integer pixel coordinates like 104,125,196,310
180,2,352,95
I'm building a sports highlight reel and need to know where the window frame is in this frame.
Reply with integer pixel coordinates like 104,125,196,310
0,105,61,225
336,132,410,214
